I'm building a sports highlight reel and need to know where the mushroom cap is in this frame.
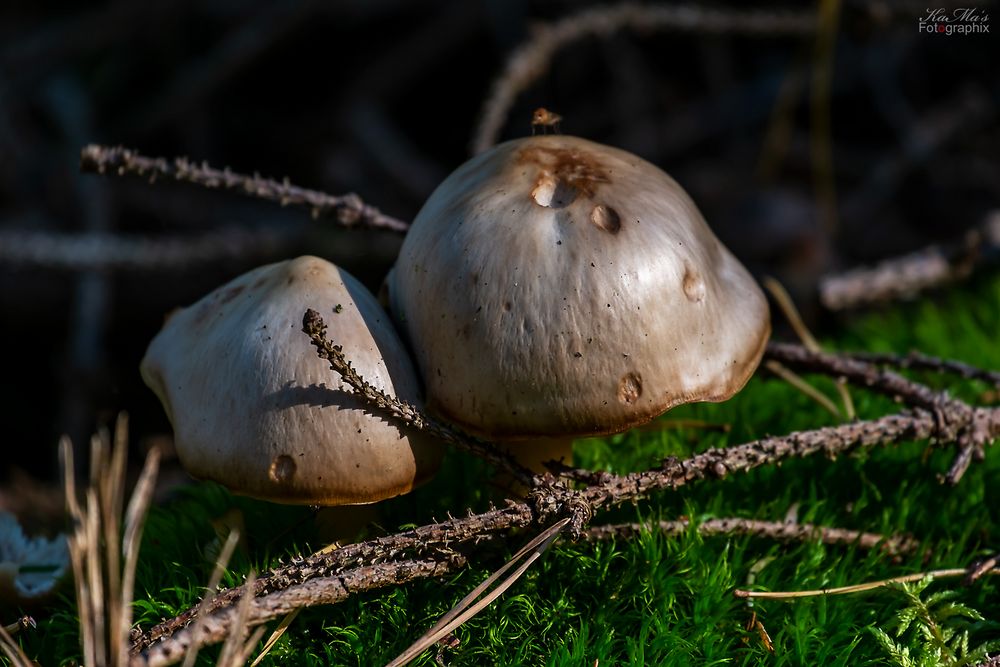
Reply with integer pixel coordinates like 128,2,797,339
389,135,770,439
141,256,441,505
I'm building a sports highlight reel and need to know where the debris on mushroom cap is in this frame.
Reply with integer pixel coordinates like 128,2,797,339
141,256,441,505
389,135,770,439
0,511,69,606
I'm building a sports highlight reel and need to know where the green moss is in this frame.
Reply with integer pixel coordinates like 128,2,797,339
19,276,1000,665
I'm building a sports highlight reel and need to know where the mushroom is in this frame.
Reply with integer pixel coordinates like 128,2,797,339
388,135,770,471
141,256,441,506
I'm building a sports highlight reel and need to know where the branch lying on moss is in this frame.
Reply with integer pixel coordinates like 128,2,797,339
765,341,995,484
302,308,542,490
0,228,290,272
137,557,464,667
582,518,919,558
818,213,1000,311
472,3,815,154
847,350,1000,390
79,144,409,233
132,402,999,661
765,342,971,416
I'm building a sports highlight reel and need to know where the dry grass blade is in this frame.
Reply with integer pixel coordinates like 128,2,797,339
216,573,264,667
764,277,856,419
61,413,162,667
386,518,570,667
765,359,843,419
250,609,300,667
251,542,340,666
0,623,33,667
734,567,1000,599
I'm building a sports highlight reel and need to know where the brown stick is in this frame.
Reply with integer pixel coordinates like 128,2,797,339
131,402,1000,659
819,213,1000,311
79,145,409,233
582,518,918,557
134,557,463,667
471,3,815,154
847,350,1000,390
302,309,542,490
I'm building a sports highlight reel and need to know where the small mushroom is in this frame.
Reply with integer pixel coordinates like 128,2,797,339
141,256,441,505
389,135,770,470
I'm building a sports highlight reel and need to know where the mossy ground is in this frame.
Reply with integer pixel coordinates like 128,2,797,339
19,277,1000,665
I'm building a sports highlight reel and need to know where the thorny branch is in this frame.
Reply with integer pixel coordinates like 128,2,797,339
581,518,918,558
847,350,1000,391
764,341,995,484
0,228,289,272
819,213,1000,310
130,327,1000,664
472,3,815,154
302,308,541,490
79,145,409,233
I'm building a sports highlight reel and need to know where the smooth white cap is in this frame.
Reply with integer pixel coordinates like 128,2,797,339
390,136,770,438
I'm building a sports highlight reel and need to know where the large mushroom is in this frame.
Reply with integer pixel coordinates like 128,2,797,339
141,256,441,506
389,135,770,471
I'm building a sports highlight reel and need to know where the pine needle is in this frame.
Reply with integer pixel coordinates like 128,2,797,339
385,518,570,667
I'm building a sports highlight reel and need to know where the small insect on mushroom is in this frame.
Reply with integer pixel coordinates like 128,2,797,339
531,107,563,135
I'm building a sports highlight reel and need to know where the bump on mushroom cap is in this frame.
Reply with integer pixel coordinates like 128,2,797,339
390,135,770,439
141,256,441,505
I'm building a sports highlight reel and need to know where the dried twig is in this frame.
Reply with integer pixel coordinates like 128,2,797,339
0,228,290,272
764,342,970,416
302,308,541,489
582,518,918,557
471,3,815,154
764,341,996,484
132,399,1000,660
128,326,1000,664
847,350,1000,390
79,144,409,233
137,556,464,667
819,213,1000,311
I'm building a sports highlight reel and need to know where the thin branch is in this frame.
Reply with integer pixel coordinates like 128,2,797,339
819,213,1000,311
0,228,290,272
79,144,409,233
132,401,1000,659
764,341,996,483
471,3,815,154
130,331,1000,662
765,342,971,417
302,308,541,489
848,350,1000,390
135,557,464,667
582,518,919,557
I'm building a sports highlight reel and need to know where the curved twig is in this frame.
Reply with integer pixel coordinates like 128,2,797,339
471,3,815,154
80,145,409,233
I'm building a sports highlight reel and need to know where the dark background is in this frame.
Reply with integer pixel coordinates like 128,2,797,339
0,0,997,526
